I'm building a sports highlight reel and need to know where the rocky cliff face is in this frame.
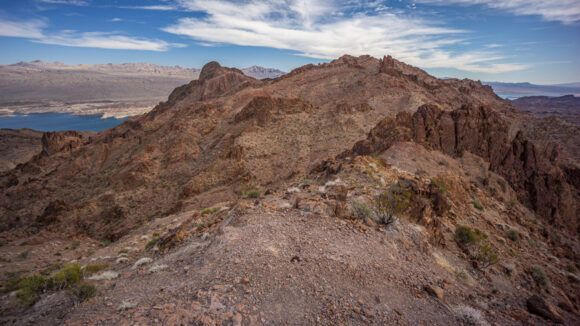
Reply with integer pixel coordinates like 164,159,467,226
347,104,578,232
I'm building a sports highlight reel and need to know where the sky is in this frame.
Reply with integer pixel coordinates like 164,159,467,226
0,0,579,84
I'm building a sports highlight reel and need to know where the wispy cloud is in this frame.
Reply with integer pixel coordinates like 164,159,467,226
35,31,186,51
161,0,527,73
415,0,580,24
0,17,183,51
37,0,89,5
0,18,46,38
120,5,180,11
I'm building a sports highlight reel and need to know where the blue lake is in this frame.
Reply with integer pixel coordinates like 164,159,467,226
0,113,129,132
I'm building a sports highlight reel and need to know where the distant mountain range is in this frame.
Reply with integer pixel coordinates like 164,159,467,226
0,61,286,118
484,81,580,99
0,61,286,105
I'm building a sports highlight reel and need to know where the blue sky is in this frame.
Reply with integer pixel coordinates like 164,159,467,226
0,0,579,84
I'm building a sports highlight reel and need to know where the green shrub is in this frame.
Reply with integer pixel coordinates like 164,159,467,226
568,274,579,284
471,200,484,211
477,243,499,269
373,183,411,225
530,265,549,287
455,226,479,245
505,230,520,242
201,207,219,215
13,264,85,307
350,201,372,220
246,189,261,198
83,264,109,276
508,200,516,207
430,176,447,194
50,264,83,290
15,275,47,307
72,282,97,302
145,236,160,249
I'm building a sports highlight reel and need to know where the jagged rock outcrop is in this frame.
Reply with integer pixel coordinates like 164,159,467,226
165,61,258,106
347,104,578,232
41,131,87,156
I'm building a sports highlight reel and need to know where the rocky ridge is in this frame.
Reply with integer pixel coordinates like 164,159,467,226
0,54,578,325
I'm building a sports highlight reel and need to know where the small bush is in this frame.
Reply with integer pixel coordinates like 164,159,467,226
477,243,499,269
350,201,372,220
453,305,488,326
83,264,109,276
430,176,447,194
508,200,516,207
565,263,577,273
372,183,411,225
455,226,479,245
246,189,261,198
145,236,160,249
133,257,153,269
73,282,97,302
568,274,579,284
201,207,219,215
471,200,484,211
530,265,549,287
50,264,83,290
505,230,520,242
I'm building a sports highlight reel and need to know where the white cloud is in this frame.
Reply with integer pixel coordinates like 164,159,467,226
0,17,182,52
415,0,580,24
0,19,46,38
120,5,180,11
38,0,89,5
161,0,528,73
34,31,186,51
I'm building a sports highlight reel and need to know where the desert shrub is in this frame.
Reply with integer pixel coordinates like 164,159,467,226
471,200,484,211
145,236,160,249
453,305,488,326
83,264,109,276
505,230,520,242
455,226,479,245
246,189,261,198
350,201,372,220
72,282,97,302
508,200,516,207
430,176,447,194
88,271,119,281
372,183,411,225
133,257,153,269
477,243,499,269
14,264,84,307
148,264,168,274
568,274,579,283
117,300,136,311
201,207,219,215
50,264,83,290
530,265,549,287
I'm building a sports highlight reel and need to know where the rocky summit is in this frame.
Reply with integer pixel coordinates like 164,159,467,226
0,55,579,325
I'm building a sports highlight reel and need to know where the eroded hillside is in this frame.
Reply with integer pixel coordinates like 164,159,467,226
0,55,578,325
